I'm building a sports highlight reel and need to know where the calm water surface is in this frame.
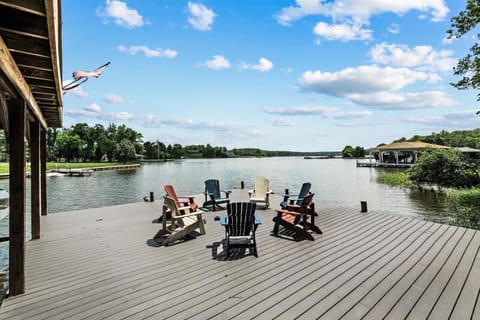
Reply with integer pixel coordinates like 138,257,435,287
0,158,452,289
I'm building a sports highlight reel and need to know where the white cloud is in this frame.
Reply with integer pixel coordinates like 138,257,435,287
275,0,449,26
85,103,102,113
97,0,144,28
402,110,479,128
333,111,372,119
442,34,457,44
252,58,274,72
187,2,216,31
204,55,231,70
313,22,372,41
104,93,127,104
298,65,455,109
263,105,338,116
299,65,437,96
370,43,456,72
388,23,400,34
269,119,296,127
118,45,178,58
239,58,274,72
348,91,456,109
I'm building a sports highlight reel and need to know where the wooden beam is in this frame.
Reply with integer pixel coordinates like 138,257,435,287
44,0,63,127
0,6,48,39
30,121,40,239
0,0,46,17
40,129,47,216
8,99,26,296
0,35,47,129
0,92,8,137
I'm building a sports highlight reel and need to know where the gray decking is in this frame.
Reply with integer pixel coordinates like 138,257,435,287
0,190,479,319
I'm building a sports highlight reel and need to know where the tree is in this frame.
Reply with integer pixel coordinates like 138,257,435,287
342,145,354,157
115,138,136,164
447,0,480,101
408,148,480,188
55,133,83,162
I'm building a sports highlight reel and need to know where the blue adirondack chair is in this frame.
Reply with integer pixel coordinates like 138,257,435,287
280,182,311,209
202,179,231,211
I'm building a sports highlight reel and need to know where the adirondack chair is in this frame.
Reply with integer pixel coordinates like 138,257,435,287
222,202,258,258
202,179,231,211
272,192,322,241
155,196,206,245
280,182,311,209
249,177,272,209
156,185,199,223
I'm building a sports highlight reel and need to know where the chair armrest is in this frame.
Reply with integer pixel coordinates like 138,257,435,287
173,210,204,219
275,208,302,216
222,190,232,198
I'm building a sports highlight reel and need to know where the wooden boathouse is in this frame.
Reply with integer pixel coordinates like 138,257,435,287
0,0,63,296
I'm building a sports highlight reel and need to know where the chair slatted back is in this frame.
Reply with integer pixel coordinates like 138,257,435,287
253,178,269,196
298,193,314,213
164,185,180,207
227,202,256,236
296,182,312,205
205,179,221,199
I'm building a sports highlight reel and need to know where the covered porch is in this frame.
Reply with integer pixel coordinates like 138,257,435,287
0,0,63,296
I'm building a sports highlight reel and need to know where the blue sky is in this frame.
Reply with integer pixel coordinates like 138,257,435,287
61,0,478,151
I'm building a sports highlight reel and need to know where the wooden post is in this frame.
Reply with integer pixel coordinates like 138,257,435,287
30,121,40,239
361,201,368,213
8,99,26,295
40,129,47,216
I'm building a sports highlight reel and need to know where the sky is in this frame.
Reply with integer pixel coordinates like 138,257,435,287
61,0,478,151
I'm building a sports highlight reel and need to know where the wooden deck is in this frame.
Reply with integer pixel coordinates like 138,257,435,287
0,190,479,319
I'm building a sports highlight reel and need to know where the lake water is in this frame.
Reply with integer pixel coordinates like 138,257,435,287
0,157,452,293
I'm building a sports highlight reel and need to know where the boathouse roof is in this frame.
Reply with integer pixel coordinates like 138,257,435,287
373,141,450,152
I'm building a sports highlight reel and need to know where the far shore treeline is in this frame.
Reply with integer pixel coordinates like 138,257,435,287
0,123,479,163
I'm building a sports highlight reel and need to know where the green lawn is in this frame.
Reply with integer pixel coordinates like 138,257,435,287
0,162,124,174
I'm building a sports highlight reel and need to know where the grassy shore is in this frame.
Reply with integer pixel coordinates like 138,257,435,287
0,162,124,174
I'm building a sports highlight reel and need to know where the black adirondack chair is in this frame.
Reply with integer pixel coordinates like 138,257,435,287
202,179,231,211
223,202,258,258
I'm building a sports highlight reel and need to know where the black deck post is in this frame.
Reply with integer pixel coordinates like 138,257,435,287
30,121,41,239
8,99,26,295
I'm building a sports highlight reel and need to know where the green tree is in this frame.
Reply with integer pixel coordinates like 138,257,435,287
55,133,83,162
115,138,136,164
342,145,354,157
408,148,480,188
447,0,480,101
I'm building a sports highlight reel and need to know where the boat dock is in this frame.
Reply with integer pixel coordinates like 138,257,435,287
0,190,479,319
357,161,412,168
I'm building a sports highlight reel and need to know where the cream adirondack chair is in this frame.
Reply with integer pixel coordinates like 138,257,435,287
249,177,272,209
155,196,206,245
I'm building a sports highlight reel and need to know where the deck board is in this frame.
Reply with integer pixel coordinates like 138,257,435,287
0,190,479,319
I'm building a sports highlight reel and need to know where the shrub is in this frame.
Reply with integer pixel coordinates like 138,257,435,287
408,148,480,188
447,188,480,229
377,172,413,187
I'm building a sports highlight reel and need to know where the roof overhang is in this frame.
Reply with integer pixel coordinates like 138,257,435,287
0,0,63,129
